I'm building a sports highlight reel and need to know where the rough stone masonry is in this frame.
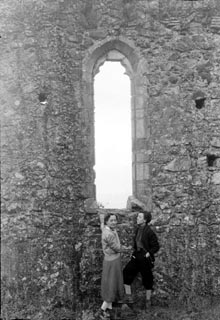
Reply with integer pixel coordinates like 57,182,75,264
1,0,220,317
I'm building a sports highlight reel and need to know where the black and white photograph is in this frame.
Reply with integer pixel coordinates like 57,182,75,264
1,0,220,319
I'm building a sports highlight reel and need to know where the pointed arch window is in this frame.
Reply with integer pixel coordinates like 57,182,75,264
82,38,151,209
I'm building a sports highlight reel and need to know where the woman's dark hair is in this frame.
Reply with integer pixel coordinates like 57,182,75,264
141,210,152,224
104,213,118,225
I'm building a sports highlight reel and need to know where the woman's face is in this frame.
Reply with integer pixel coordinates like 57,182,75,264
137,212,145,225
106,215,117,230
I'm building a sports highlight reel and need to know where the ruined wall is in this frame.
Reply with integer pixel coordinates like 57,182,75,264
1,0,220,318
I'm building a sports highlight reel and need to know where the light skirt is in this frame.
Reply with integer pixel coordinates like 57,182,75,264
101,256,124,303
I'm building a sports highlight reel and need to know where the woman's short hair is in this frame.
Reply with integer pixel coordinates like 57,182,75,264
140,210,152,224
104,213,118,225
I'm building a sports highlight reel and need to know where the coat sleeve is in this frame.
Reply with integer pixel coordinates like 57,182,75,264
103,233,121,253
148,230,160,256
133,229,138,250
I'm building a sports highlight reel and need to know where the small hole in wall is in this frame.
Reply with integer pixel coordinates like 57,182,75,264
195,97,206,109
38,92,48,104
207,154,217,167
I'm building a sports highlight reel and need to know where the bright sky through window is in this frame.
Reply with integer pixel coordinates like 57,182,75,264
94,61,132,208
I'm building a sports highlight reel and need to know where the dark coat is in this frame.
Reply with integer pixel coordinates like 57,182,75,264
133,224,160,261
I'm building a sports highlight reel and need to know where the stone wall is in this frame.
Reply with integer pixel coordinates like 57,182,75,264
1,0,220,318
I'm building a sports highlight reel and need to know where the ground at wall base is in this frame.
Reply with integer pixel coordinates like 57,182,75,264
87,296,220,320
1,297,219,320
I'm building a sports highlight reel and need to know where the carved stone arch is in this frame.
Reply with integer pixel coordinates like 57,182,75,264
82,36,151,208
83,36,139,78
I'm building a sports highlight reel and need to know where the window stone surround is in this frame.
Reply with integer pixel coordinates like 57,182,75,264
82,36,152,209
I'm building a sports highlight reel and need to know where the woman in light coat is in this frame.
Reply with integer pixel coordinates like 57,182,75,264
98,212,126,319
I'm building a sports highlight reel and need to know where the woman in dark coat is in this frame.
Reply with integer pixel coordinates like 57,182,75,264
123,210,160,308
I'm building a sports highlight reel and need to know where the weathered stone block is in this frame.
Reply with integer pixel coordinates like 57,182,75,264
136,118,145,138
164,158,191,172
136,163,150,180
84,198,98,214
211,137,220,148
212,172,220,185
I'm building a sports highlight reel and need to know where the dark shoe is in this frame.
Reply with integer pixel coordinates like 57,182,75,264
116,299,124,304
97,309,110,319
106,308,113,318
124,294,134,304
104,309,111,318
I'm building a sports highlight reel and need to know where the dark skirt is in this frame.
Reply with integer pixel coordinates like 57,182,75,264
101,256,124,302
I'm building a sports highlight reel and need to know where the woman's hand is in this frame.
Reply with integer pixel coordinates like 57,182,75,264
98,209,105,229
145,252,150,258
121,245,132,252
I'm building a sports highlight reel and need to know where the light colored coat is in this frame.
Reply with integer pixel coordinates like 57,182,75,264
101,226,121,261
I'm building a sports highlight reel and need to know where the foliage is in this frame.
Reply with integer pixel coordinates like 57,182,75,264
1,202,85,320
2,205,219,319
80,297,220,320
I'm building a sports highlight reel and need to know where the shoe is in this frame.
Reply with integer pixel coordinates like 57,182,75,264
116,299,124,304
145,299,152,309
104,309,111,318
98,309,110,319
124,294,134,304
106,308,113,317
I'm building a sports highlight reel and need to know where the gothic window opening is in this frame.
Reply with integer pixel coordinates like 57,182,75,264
94,61,132,208
83,38,149,207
